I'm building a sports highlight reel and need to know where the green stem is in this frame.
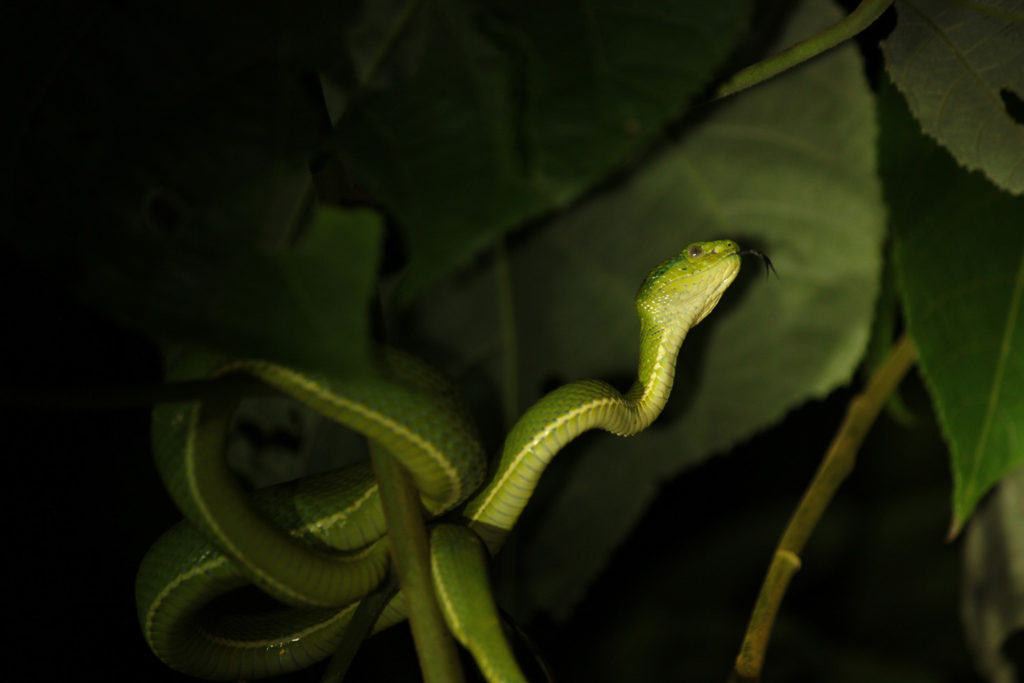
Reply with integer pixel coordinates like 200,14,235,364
357,0,423,86
320,576,398,683
715,0,894,99
729,334,916,682
495,238,520,429
370,444,466,683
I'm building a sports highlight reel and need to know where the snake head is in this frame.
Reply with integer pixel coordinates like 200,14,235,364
636,239,742,330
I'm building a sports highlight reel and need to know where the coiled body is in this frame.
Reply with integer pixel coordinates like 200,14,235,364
137,240,744,680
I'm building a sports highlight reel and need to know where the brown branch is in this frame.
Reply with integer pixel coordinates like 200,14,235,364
729,334,917,682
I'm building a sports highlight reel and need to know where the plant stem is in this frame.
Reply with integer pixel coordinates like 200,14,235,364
320,575,398,683
495,238,520,429
729,334,917,682
715,0,894,99
371,444,466,683
357,0,423,86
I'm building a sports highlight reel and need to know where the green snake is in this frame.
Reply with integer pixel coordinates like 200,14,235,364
136,239,754,681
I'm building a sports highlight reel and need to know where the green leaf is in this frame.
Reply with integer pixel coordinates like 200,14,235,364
880,77,1024,536
334,0,753,298
407,0,885,617
881,0,1024,195
83,205,383,377
11,5,382,377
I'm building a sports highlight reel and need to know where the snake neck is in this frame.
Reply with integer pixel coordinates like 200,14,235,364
464,313,694,552
619,315,690,434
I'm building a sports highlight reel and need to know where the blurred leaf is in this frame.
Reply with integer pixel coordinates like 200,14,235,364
10,4,388,377
84,205,383,377
409,0,885,618
962,466,1024,683
879,78,1024,535
334,0,753,298
881,0,1024,195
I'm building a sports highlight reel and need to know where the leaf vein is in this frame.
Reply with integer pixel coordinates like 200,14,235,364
963,244,1024,504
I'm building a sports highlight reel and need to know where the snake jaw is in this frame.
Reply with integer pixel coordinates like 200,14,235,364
692,264,742,327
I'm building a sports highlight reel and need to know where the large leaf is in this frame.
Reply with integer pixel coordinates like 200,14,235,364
83,203,383,377
880,78,1024,535
881,0,1024,195
334,0,752,297
407,0,885,618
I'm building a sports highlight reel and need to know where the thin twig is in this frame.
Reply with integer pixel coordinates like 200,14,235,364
729,334,917,682
320,575,399,683
495,238,520,429
716,0,894,99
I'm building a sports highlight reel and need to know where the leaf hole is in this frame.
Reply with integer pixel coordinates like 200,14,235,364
1000,88,1024,125
142,187,189,237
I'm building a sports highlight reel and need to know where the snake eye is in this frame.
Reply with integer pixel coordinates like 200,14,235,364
688,244,704,259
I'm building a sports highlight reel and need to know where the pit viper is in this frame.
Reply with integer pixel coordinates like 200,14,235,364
136,239,759,681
